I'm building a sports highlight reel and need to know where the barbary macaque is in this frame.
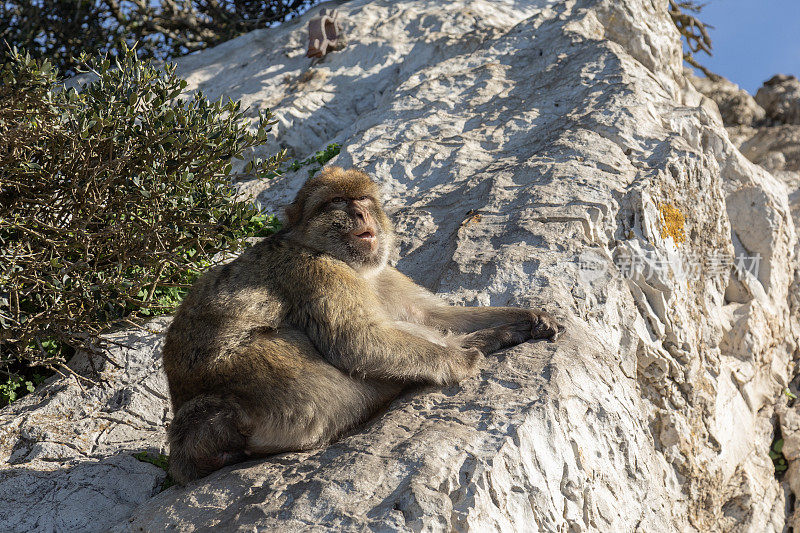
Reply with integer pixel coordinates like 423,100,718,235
162,167,561,484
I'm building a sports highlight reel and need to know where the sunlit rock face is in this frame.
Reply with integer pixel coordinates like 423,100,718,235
756,74,800,126
690,73,765,127
693,63,800,533
2,1,798,531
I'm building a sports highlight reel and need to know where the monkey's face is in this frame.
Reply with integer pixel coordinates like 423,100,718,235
298,193,393,272
286,168,394,273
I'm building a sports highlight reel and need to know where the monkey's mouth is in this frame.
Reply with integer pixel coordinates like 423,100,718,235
351,229,377,249
354,230,376,241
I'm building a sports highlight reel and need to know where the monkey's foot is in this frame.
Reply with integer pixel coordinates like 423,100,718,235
210,450,248,470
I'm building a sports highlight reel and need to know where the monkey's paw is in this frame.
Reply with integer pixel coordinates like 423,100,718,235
530,311,563,342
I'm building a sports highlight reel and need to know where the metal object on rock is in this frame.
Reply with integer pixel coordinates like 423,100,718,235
307,9,343,59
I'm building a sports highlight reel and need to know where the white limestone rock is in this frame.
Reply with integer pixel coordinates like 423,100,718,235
0,320,171,531
756,74,800,125
689,72,766,126
1,0,798,532
693,72,800,229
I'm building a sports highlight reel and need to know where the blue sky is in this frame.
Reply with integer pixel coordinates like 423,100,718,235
690,0,800,94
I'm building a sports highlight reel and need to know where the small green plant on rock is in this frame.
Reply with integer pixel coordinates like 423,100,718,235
285,143,341,177
134,451,175,490
770,436,788,475
0,372,46,405
259,142,341,180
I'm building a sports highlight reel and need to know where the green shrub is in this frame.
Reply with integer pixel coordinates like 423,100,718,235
0,46,286,389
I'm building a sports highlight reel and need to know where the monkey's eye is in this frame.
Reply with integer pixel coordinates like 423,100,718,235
330,197,346,205
358,196,369,201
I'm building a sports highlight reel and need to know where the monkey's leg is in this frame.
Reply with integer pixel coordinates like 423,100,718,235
167,395,251,485
235,329,403,456
244,376,400,456
461,322,535,355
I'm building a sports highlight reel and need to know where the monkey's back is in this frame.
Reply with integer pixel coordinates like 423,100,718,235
162,235,295,411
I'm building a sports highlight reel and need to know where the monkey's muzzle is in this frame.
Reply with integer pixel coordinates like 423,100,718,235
351,229,377,251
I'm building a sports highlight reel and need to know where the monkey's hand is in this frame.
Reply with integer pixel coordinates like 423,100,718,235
530,310,562,342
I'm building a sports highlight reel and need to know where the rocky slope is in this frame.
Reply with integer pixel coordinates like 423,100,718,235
1,0,798,531
691,69,800,530
692,73,800,226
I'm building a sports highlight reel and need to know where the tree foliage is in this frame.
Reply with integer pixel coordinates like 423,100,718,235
0,47,286,388
0,0,316,75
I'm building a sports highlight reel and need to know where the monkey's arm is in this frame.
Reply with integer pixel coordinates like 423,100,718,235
286,259,479,385
376,267,561,340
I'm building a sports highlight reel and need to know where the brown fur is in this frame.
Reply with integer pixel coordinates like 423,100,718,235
162,166,562,484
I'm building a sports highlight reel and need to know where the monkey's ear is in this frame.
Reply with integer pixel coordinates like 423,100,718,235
319,165,344,176
285,203,301,227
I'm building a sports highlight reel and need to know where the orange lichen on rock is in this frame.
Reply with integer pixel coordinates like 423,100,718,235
658,203,686,243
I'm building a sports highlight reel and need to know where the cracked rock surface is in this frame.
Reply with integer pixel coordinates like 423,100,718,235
689,73,765,127
694,67,800,533
756,74,800,126
3,0,799,531
0,320,171,531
